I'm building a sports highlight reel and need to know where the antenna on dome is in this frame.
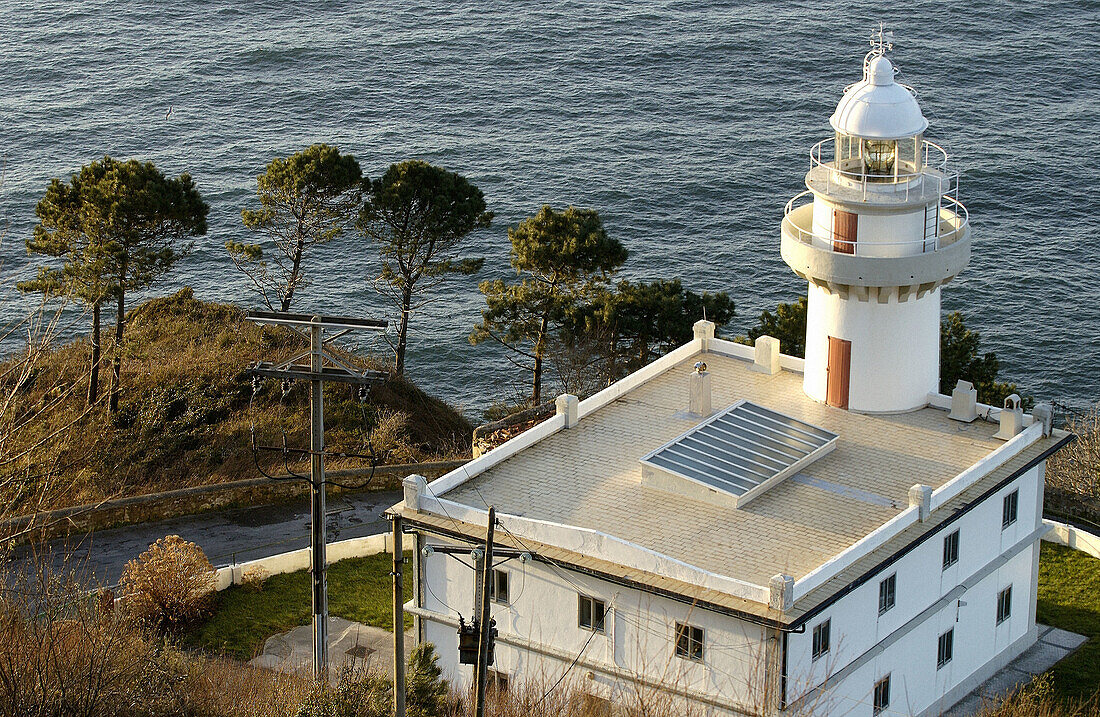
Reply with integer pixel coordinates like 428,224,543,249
870,23,894,56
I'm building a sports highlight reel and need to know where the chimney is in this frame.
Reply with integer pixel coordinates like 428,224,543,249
752,335,780,375
993,394,1024,440
689,361,712,417
948,380,978,422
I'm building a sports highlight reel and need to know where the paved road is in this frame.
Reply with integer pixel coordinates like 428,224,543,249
13,489,403,588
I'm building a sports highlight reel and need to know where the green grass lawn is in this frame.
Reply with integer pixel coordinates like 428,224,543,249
185,551,412,660
1036,542,1100,701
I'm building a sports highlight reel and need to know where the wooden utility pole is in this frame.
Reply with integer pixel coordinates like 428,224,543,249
473,506,496,717
244,311,386,682
392,513,406,717
308,319,329,680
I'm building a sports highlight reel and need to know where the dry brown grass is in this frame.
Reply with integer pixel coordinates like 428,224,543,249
119,534,217,630
973,674,1100,716
0,287,472,515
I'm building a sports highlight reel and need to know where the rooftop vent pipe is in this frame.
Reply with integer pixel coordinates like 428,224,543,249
948,380,978,422
690,361,712,417
993,394,1024,440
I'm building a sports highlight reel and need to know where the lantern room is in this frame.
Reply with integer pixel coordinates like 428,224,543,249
829,54,928,184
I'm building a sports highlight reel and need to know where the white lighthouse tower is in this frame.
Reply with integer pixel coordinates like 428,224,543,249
780,33,971,412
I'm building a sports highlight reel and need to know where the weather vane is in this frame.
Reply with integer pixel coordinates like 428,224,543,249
870,23,894,56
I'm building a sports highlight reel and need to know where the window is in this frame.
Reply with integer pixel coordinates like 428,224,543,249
879,574,896,615
578,595,606,633
873,674,891,715
812,619,831,661
937,628,954,669
943,530,960,569
997,586,1013,625
488,569,508,604
488,669,509,692
1002,490,1019,529
675,622,704,662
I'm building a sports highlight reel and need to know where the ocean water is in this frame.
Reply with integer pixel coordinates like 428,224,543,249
1,0,1098,417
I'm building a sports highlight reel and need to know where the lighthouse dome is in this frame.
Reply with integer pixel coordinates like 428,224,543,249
829,55,928,140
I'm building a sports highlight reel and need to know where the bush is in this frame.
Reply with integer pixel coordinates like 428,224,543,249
120,534,217,630
240,565,270,593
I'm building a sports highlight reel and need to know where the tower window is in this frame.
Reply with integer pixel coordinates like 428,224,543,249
675,623,704,662
997,586,1013,625
943,530,960,570
879,574,896,615
937,628,954,669
488,569,509,604
873,674,891,714
864,138,897,178
812,619,831,661
578,595,606,633
1002,490,1019,529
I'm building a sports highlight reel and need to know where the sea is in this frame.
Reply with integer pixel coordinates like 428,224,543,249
2,0,1098,418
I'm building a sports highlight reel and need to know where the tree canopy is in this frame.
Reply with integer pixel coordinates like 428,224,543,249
359,160,492,376
738,297,807,358
471,205,626,404
940,311,1025,407
21,157,207,410
229,144,363,312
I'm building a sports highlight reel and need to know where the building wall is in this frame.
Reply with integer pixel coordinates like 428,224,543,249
785,463,1044,716
417,536,769,713
810,198,930,258
803,282,940,412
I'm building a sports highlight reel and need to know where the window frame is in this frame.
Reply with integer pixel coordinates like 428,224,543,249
873,674,891,715
942,530,960,570
812,619,831,661
997,586,1013,625
878,573,897,615
674,622,704,662
488,568,509,605
578,594,606,633
1002,489,1019,529
937,628,954,669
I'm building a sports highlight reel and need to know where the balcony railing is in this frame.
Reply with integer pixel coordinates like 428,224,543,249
783,190,969,256
808,137,957,203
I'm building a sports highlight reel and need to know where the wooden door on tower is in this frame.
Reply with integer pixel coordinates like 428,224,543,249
826,337,851,409
833,210,857,254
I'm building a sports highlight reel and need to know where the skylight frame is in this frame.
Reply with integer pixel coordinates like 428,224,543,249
640,400,838,508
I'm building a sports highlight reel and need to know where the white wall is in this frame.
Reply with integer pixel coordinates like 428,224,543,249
418,536,768,713
786,464,1044,715
803,282,940,412
810,199,928,258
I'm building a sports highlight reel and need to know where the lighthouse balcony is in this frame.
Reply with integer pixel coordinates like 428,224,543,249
807,137,956,206
780,195,970,296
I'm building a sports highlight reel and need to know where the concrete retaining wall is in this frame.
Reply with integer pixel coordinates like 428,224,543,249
1043,518,1100,559
213,531,394,591
5,459,466,544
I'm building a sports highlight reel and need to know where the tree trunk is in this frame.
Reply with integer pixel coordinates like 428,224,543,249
395,284,413,376
108,289,125,415
87,301,101,406
532,311,550,404
282,236,306,312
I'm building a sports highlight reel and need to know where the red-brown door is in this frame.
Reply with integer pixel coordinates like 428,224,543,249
833,210,857,254
826,337,852,409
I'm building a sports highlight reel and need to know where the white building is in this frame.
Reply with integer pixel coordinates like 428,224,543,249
392,42,1071,716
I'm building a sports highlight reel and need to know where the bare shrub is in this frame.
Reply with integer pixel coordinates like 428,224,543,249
119,534,216,630
1048,405,1100,500
240,564,270,592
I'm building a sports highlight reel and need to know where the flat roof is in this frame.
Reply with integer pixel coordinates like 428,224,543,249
402,339,1064,612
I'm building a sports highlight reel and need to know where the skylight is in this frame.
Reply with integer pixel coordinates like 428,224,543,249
640,401,838,508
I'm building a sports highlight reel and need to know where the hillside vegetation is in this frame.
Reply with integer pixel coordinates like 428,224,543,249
1,288,471,515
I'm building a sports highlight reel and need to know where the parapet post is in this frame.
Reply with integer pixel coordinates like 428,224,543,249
556,394,579,428
752,335,781,375
693,319,715,352
769,574,794,612
403,474,427,511
909,484,933,522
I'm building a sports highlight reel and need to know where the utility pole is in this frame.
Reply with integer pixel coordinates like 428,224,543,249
245,310,386,681
392,513,406,717
473,506,496,717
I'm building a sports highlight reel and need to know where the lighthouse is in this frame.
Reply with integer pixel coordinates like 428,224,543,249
781,35,971,413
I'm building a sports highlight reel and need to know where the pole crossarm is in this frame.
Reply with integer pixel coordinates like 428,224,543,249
248,362,387,385
246,310,388,331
